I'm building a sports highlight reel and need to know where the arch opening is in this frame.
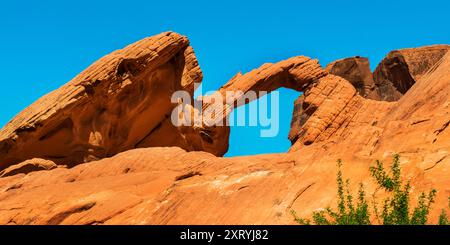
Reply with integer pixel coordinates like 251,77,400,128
225,88,301,157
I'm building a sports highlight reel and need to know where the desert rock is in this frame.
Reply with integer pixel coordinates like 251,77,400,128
0,145,447,224
372,45,449,101
0,158,57,178
0,32,229,170
0,33,449,224
325,56,378,99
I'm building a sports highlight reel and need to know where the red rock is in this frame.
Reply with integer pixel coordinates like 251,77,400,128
325,56,378,99
0,32,227,170
0,33,448,225
372,45,449,101
201,56,327,150
0,158,57,178
0,144,447,225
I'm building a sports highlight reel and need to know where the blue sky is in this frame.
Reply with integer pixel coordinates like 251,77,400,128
0,0,449,156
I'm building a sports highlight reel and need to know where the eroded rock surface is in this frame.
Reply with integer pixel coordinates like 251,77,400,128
290,51,450,158
0,32,449,224
0,145,448,225
0,32,227,170
288,45,450,149
0,158,57,178
200,56,327,149
325,45,450,102
325,56,378,99
372,45,449,101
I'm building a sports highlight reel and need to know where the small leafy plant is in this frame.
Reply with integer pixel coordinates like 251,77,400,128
438,197,449,225
370,154,436,225
292,154,446,225
291,160,370,225
438,210,449,225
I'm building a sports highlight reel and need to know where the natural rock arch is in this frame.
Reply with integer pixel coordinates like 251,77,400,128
0,33,340,170
0,31,448,172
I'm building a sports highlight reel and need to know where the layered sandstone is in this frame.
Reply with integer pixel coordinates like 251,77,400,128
288,45,450,149
372,45,449,101
325,45,450,102
0,158,57,178
0,32,227,170
0,144,447,225
289,49,450,163
0,33,449,224
200,56,327,148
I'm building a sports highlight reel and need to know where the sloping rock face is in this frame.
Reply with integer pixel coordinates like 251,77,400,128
325,45,449,102
372,45,449,101
288,45,450,148
0,144,448,225
0,33,449,224
0,32,228,170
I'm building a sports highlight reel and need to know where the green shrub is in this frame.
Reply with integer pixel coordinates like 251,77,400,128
292,154,445,225
438,210,449,225
370,154,437,225
291,160,370,225
438,197,450,225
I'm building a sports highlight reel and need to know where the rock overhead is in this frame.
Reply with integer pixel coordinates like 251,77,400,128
202,56,327,122
0,32,449,224
200,56,327,149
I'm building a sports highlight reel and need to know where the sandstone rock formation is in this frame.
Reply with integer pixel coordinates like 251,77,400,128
325,56,378,99
288,45,450,149
325,45,450,102
200,56,327,148
0,32,449,224
0,32,227,170
372,45,449,101
0,144,447,225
